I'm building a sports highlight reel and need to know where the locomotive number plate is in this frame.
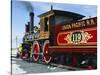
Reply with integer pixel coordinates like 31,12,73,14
64,31,93,44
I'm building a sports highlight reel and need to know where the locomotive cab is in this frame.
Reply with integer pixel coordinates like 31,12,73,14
38,10,54,39
38,9,85,40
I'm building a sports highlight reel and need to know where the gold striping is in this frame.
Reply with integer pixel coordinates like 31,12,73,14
49,46,97,48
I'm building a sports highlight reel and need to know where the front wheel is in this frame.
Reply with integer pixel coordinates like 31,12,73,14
32,41,40,62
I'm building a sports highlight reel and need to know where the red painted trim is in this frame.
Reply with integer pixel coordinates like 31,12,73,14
57,27,97,45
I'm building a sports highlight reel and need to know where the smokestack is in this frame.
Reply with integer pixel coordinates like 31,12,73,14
25,24,28,33
25,22,30,33
30,12,34,33
51,5,53,10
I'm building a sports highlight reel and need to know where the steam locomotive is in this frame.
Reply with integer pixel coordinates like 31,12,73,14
20,9,97,69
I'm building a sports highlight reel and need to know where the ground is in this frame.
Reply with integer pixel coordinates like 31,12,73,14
11,49,69,75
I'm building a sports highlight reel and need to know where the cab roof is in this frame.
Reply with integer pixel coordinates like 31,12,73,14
38,10,85,20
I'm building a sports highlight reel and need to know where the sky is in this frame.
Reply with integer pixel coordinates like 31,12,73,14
12,0,97,48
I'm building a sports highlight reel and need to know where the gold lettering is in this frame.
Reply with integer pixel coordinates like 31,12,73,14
68,25,71,29
90,19,95,25
71,23,75,28
81,21,86,27
62,25,71,30
77,22,81,27
86,20,90,25
72,23,80,28
62,18,96,30
62,26,66,30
